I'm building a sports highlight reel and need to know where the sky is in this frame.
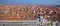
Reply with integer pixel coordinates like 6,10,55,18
0,0,60,5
